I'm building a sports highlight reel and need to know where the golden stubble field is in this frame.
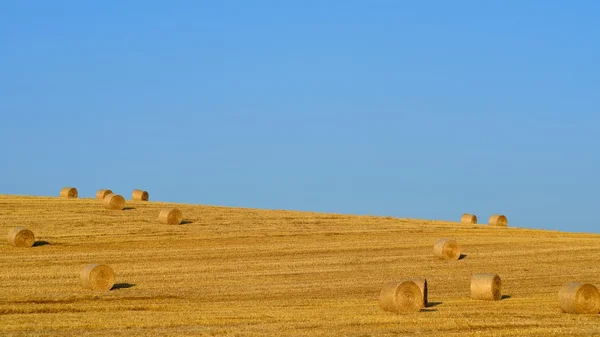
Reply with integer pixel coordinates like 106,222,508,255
1,194,599,336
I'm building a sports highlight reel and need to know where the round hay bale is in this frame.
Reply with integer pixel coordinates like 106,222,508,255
60,187,78,198
559,282,600,314
7,227,35,248
408,278,428,308
379,280,423,314
96,189,113,200
488,214,508,226
132,189,149,201
433,238,461,260
158,208,183,225
461,213,477,224
471,273,502,300
103,193,125,210
80,264,115,291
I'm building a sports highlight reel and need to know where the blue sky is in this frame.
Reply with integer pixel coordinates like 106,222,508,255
1,1,598,233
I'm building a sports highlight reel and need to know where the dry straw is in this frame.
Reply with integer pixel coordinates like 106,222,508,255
103,193,125,210
379,280,423,314
408,278,428,308
559,282,600,314
461,213,477,224
7,227,35,248
60,187,78,198
471,273,502,300
433,238,461,260
80,264,115,291
96,189,113,200
488,214,508,227
132,189,149,201
158,208,183,225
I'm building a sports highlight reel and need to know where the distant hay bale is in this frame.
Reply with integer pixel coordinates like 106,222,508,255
433,238,461,260
132,189,149,201
488,214,508,226
80,264,115,291
60,187,78,198
471,274,502,300
96,189,113,200
461,213,477,224
158,208,183,225
559,282,600,314
379,280,423,314
103,193,125,210
7,227,35,248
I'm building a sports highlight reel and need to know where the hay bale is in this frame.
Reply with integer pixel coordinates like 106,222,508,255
379,280,423,314
80,264,115,291
158,208,183,225
433,238,461,260
488,214,508,226
96,189,113,200
103,193,125,210
7,227,35,248
559,282,600,314
132,189,149,201
408,278,428,308
60,187,78,198
471,274,502,300
461,213,477,224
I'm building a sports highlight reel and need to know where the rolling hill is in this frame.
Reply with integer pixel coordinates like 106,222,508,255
1,194,599,336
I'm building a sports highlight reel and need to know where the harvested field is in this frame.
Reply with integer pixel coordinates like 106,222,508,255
1,194,599,336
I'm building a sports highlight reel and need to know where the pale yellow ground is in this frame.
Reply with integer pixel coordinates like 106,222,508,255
1,194,599,336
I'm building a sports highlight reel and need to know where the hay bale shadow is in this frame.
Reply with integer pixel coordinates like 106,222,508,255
112,283,135,290
180,220,193,225
501,295,511,300
458,254,467,260
123,207,136,211
33,241,50,247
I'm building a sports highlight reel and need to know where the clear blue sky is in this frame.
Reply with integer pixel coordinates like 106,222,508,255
1,1,598,233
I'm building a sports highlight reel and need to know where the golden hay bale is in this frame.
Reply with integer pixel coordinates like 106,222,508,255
103,193,125,210
408,278,428,308
96,189,113,200
158,208,183,225
488,214,508,226
461,213,477,224
59,187,78,198
559,282,600,314
471,274,502,300
379,280,423,314
132,189,149,201
433,238,461,260
7,227,35,248
80,264,115,291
